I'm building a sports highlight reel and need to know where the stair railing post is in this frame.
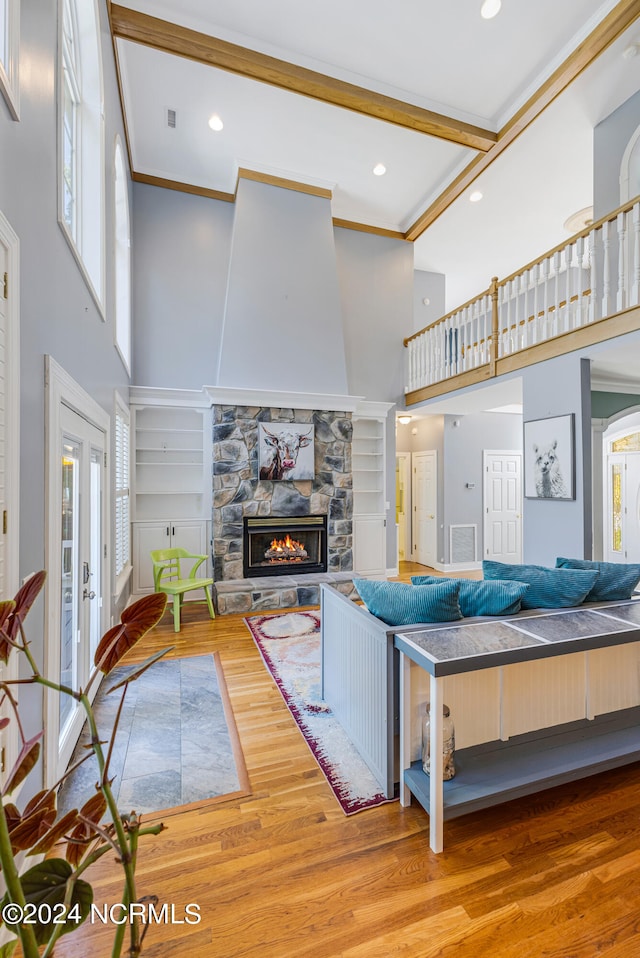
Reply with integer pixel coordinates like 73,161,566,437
490,276,499,377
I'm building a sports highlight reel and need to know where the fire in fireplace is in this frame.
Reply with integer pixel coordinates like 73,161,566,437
243,516,328,578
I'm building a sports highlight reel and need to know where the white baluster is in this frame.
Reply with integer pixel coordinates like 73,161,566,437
565,243,574,330
532,262,540,343
513,276,519,350
507,279,515,355
552,251,561,335
633,202,640,307
541,257,550,340
461,306,469,370
575,236,585,327
589,227,598,322
617,210,626,313
449,314,457,376
602,220,611,317
471,299,481,366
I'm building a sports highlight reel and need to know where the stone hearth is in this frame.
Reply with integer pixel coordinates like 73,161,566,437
215,571,357,615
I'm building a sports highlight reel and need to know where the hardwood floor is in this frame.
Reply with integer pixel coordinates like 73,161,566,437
57,571,640,958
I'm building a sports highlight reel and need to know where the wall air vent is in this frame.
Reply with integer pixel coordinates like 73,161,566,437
167,108,177,129
449,524,477,564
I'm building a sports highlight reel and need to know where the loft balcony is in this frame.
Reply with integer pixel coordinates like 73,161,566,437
404,196,640,406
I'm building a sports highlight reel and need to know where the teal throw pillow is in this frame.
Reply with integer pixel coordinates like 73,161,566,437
482,560,599,609
555,557,640,601
411,576,530,616
353,578,462,627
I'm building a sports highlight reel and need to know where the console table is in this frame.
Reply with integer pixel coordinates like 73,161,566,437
396,601,640,852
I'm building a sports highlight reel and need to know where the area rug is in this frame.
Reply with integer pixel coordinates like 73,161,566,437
58,653,250,819
244,610,395,815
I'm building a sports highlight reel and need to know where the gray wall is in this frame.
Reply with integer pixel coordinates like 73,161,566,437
522,355,591,564
442,412,522,564
0,0,131,786
132,184,234,388
413,269,446,336
399,412,520,566
334,226,414,405
594,89,640,218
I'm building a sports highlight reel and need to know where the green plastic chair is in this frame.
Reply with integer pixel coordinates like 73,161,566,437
150,547,215,632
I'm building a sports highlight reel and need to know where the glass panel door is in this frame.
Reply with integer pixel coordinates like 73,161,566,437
60,440,80,736
57,406,104,776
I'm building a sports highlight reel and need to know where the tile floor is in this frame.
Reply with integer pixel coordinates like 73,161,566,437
58,655,240,816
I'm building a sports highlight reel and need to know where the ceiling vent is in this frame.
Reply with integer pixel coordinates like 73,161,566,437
166,108,176,129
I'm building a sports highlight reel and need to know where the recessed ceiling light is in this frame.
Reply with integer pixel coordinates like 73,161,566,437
208,114,224,132
373,163,386,176
480,0,501,19
469,190,483,202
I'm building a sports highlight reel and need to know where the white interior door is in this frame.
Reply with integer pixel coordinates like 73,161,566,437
412,451,437,568
483,451,523,563
396,454,410,562
57,406,105,778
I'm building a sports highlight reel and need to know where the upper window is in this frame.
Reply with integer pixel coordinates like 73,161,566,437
0,0,19,118
114,138,131,373
59,0,105,309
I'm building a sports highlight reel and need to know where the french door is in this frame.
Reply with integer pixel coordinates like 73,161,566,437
53,404,106,780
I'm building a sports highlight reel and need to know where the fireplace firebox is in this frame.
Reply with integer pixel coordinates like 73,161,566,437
243,515,328,578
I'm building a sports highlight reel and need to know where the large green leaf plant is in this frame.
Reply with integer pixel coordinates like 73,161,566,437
0,572,171,957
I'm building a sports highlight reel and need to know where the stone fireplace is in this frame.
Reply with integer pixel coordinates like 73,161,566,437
212,402,357,612
243,515,328,578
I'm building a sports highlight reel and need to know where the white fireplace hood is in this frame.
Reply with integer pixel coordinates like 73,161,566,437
216,176,349,397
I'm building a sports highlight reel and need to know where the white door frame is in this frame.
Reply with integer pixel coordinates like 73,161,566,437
595,407,640,561
396,452,411,563
483,449,523,564
0,210,20,782
412,450,438,568
44,356,110,786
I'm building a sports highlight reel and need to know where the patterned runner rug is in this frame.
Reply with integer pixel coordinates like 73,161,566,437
244,610,395,815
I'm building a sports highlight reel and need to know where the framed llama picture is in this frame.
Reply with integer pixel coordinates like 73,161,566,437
523,414,575,500
258,423,315,481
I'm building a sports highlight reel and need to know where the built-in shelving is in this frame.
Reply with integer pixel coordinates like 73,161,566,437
352,409,389,576
130,389,212,594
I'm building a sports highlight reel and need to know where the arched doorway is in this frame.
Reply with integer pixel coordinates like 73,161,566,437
603,410,640,562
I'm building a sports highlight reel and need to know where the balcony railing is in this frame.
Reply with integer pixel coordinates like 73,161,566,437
404,195,640,403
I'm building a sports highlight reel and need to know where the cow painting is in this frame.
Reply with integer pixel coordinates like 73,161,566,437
258,424,315,480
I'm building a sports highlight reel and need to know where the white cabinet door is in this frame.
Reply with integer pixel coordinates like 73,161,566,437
353,515,386,577
133,520,208,594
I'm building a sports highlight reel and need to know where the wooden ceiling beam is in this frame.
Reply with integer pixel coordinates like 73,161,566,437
405,0,640,241
109,3,497,152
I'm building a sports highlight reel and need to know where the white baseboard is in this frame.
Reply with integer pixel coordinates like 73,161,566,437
420,559,482,574
387,566,399,578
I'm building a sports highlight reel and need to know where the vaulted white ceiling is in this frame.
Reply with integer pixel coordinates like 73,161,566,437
113,0,640,311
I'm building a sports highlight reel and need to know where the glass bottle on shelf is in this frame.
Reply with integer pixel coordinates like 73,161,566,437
422,703,455,780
